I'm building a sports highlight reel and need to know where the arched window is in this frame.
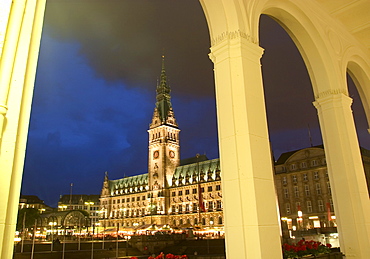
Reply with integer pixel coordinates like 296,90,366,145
218,216,223,225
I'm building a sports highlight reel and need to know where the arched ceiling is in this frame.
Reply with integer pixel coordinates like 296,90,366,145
314,0,370,51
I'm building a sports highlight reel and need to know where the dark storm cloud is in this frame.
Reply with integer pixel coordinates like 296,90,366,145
22,1,368,206
44,0,213,96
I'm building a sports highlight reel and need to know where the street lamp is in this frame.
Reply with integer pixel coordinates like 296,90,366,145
49,221,57,252
95,222,100,238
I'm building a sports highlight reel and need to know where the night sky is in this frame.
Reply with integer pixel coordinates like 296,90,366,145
21,0,369,207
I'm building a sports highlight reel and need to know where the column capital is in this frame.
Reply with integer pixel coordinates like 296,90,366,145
313,91,352,111
209,30,264,64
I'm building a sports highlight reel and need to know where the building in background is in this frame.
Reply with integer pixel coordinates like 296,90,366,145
58,194,100,228
99,57,370,242
19,195,53,213
274,145,370,245
100,58,224,234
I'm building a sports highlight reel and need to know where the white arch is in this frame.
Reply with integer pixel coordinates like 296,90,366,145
1,0,369,258
201,0,369,258
346,55,370,131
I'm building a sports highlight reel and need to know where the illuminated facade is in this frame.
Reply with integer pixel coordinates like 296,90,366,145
1,1,370,258
275,146,370,243
100,58,223,230
19,195,53,214
58,194,100,226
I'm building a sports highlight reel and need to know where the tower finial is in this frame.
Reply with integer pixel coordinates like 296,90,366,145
161,51,165,71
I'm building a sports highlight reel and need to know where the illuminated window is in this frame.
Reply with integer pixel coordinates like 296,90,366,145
304,185,310,196
292,175,297,183
284,188,289,199
216,200,222,210
307,201,312,213
208,201,213,211
303,173,308,181
286,203,291,214
313,220,321,228
282,177,287,185
294,186,299,198
314,171,319,180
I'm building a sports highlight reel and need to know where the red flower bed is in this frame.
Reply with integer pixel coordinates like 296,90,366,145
147,252,188,259
282,240,332,258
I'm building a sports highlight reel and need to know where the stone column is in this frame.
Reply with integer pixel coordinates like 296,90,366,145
0,0,46,258
314,92,370,258
209,33,282,259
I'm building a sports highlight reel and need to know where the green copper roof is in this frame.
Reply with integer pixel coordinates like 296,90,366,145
155,55,173,123
109,174,148,195
171,158,221,187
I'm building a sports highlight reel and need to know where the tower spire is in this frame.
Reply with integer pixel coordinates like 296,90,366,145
151,55,177,127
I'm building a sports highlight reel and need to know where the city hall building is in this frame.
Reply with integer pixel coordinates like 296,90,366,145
99,58,370,240
99,58,223,230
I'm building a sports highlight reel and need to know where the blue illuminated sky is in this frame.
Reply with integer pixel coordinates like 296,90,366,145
21,1,369,207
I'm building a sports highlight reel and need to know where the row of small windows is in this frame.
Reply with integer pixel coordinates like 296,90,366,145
151,131,178,141
281,159,326,172
172,185,221,197
66,205,99,211
103,217,223,228
283,182,331,198
112,196,146,204
112,186,148,195
285,199,333,214
282,171,328,185
172,216,223,226
171,200,222,213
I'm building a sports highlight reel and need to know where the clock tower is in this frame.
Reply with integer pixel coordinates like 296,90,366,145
148,56,180,220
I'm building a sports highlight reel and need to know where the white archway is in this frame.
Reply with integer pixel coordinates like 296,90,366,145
1,0,369,258
201,0,370,258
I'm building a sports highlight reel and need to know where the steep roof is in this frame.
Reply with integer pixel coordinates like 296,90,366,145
109,173,149,195
275,145,324,165
172,158,221,187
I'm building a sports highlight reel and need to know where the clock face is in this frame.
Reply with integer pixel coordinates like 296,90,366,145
169,150,175,158
153,151,159,159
